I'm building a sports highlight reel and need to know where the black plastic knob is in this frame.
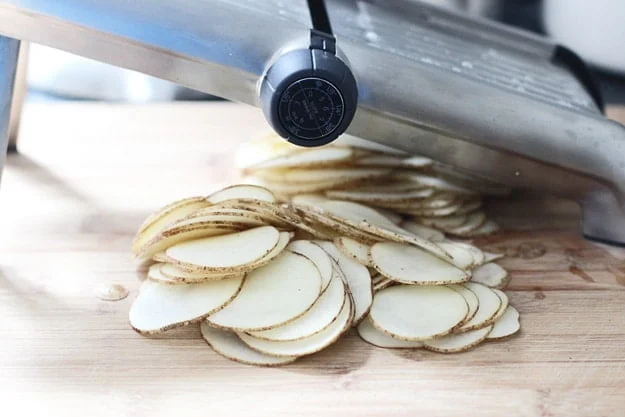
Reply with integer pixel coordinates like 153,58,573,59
259,47,358,147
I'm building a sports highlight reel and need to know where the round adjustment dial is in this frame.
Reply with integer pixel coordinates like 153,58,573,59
278,77,344,141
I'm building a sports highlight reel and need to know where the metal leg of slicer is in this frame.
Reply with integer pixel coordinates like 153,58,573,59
0,36,21,185
7,42,28,153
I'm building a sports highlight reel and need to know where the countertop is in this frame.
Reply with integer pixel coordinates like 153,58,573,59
1,102,625,417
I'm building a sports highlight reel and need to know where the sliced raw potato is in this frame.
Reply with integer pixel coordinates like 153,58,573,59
255,167,390,185
456,242,485,266
487,306,520,340
444,211,486,235
319,200,451,261
401,173,477,195
132,197,210,255
287,240,333,291
314,241,373,324
324,188,434,203
206,250,322,331
455,199,483,215
334,237,371,267
200,322,297,366
158,263,242,283
238,296,353,357
207,184,276,204
334,134,408,156
357,318,423,349
400,220,445,242
373,277,394,292
419,214,467,229
248,147,354,170
168,215,263,228
354,154,432,168
370,285,468,341
136,225,241,261
470,219,500,236
129,275,244,334
404,202,464,217
375,208,403,225
235,132,298,169
437,242,475,271
459,282,502,332
295,205,382,244
484,252,505,263
472,263,509,289
448,284,479,325
423,325,493,353
165,226,281,272
491,288,509,322
290,194,329,206
370,242,469,285
247,273,346,341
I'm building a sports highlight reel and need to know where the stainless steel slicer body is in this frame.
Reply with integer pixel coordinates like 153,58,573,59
0,0,624,245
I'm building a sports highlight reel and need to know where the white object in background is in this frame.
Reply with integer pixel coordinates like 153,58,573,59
27,44,180,101
543,0,625,74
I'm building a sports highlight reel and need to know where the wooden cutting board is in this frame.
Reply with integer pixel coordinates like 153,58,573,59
1,102,624,417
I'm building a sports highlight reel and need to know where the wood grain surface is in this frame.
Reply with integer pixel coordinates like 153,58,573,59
1,102,625,417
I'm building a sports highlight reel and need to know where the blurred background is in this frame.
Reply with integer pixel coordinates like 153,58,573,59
26,0,625,105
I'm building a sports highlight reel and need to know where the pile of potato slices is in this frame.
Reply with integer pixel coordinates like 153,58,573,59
238,132,511,238
129,182,520,366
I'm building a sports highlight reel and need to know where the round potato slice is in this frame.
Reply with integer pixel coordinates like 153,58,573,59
437,242,475,271
247,273,346,341
444,211,486,236
238,296,353,357
448,284,479,325
248,147,355,170
334,134,408,156
165,226,280,272
483,252,505,263
370,285,468,341
370,242,469,285
470,220,500,236
459,282,502,332
334,237,371,267
487,306,520,340
132,197,210,255
455,242,485,266
128,275,244,334
373,278,394,293
159,263,242,282
472,263,509,289
206,250,322,331
147,263,243,284
400,220,445,242
491,288,509,322
286,240,334,292
314,241,373,324
357,318,423,349
419,214,467,229
200,322,297,366
207,185,276,204
423,325,493,353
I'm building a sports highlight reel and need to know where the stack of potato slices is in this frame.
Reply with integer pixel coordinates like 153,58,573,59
129,182,520,366
238,133,511,238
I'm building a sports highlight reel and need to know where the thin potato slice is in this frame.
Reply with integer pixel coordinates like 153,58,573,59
444,211,486,236
324,188,434,203
295,205,382,244
455,199,483,215
207,184,276,204
147,263,243,284
487,306,520,340
472,263,509,289
470,220,500,236
354,154,432,169
200,322,297,366
248,147,354,170
290,194,329,206
287,240,334,291
132,197,210,255
370,285,468,341
247,273,346,341
400,220,445,242
419,214,467,229
401,173,477,195
484,252,505,263
238,296,353,357
319,200,451,261
334,237,371,267
373,277,394,292
375,208,403,225
423,325,493,353
314,241,373,324
159,263,242,283
165,226,280,272
255,167,391,185
448,284,479,325
455,242,485,266
168,215,263,228
491,288,510,322
206,251,322,331
459,282,502,332
128,275,244,334
357,318,423,349
370,242,469,285
334,134,408,156
235,132,298,169
437,242,475,271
